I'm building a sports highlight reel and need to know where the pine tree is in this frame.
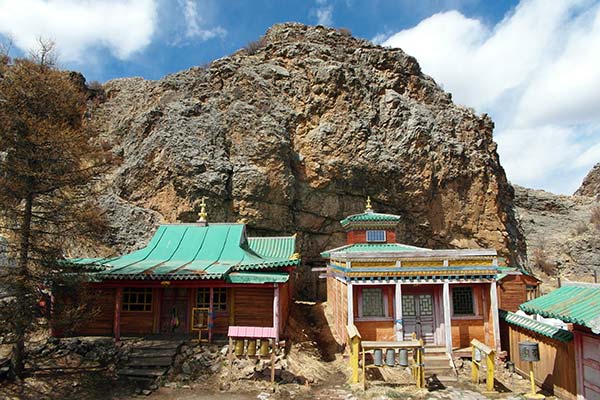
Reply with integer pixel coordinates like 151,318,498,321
0,41,111,379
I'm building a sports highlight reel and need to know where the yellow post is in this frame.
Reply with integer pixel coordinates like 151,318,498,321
347,324,361,384
362,347,366,390
485,351,495,392
525,361,545,399
416,338,425,389
471,345,479,384
350,335,360,383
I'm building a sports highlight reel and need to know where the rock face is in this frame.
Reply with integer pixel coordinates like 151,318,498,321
88,23,525,279
513,185,600,281
575,163,600,198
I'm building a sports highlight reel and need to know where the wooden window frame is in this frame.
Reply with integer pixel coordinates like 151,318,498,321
122,287,153,312
197,287,227,312
356,286,391,321
451,286,476,317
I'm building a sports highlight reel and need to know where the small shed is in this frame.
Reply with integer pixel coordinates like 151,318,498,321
520,283,600,400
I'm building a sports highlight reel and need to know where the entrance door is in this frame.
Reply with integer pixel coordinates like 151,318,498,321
402,293,435,344
160,288,189,334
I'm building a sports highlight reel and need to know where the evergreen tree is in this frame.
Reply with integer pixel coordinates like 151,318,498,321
0,41,111,379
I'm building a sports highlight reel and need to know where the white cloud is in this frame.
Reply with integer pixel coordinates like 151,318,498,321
178,0,226,41
314,1,333,26
380,0,600,194
0,0,157,62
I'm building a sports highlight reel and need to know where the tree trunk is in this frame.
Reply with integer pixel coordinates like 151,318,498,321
10,193,33,379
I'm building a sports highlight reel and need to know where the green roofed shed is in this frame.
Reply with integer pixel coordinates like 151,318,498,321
520,283,600,331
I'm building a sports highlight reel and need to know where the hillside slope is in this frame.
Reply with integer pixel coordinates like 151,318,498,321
87,23,525,274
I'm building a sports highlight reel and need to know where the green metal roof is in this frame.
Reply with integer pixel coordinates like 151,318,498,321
69,223,298,281
226,272,289,284
248,236,297,259
340,211,401,227
520,284,600,331
499,309,573,342
321,243,428,258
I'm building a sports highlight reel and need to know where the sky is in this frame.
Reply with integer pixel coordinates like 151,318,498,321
0,0,599,195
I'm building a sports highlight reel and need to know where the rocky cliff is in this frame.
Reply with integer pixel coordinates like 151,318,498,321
88,23,525,277
513,184,599,286
575,163,600,198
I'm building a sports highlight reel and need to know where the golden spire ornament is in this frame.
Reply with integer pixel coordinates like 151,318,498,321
198,196,208,223
365,196,373,212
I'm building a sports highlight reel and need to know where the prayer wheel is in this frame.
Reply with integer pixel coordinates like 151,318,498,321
259,339,270,356
373,348,383,366
398,349,409,367
519,342,540,362
474,348,482,362
247,339,257,356
234,339,245,356
385,349,396,367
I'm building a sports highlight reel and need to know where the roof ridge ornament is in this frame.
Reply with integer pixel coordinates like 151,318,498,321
198,196,208,224
365,196,373,213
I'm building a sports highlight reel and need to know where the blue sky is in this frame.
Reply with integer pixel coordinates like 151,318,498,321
1,0,599,195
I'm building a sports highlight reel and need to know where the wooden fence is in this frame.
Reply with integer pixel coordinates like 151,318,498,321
501,320,577,399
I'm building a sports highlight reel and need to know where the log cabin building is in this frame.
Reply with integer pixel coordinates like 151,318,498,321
322,198,536,353
61,203,299,342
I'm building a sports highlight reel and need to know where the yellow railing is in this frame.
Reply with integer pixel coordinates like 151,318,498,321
471,338,496,393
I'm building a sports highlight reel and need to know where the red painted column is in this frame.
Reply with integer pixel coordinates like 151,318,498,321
208,287,214,343
114,287,123,342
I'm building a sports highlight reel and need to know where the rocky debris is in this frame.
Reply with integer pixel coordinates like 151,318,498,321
512,185,600,283
85,23,525,293
575,163,600,198
25,336,121,371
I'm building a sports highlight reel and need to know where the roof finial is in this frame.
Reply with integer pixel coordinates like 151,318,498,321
365,196,373,212
198,196,208,223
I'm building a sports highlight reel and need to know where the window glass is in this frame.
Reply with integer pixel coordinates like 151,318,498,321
366,230,386,242
122,288,152,312
197,288,227,311
362,288,385,317
452,286,474,315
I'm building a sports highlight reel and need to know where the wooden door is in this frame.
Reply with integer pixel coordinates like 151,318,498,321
402,293,435,344
160,288,189,333
582,334,600,400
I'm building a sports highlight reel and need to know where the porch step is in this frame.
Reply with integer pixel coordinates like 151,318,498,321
117,367,167,378
126,357,175,367
117,339,184,389
423,351,456,380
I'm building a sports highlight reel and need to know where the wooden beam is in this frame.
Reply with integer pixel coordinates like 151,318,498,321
229,288,235,326
273,284,280,343
347,282,354,327
114,287,122,342
394,282,403,341
442,282,452,354
490,281,500,351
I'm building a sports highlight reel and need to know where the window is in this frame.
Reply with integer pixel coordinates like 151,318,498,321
197,288,227,312
361,288,385,317
452,286,474,315
526,285,539,301
366,230,386,242
122,288,152,312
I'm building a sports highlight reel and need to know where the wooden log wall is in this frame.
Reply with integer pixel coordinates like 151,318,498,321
450,284,486,348
327,276,348,343
73,288,115,336
505,321,577,399
498,275,528,312
234,287,274,327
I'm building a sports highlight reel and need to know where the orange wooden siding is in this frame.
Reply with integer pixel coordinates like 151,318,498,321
354,320,395,341
504,322,577,399
234,287,274,327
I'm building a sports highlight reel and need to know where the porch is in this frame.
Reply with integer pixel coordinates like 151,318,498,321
344,280,500,352
71,280,290,343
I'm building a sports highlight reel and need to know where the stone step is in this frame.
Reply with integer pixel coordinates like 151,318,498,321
130,341,182,351
126,356,174,367
129,349,178,358
117,367,167,378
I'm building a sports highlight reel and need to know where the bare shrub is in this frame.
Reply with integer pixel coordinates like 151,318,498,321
532,247,556,276
244,36,267,55
337,27,352,37
591,205,600,230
